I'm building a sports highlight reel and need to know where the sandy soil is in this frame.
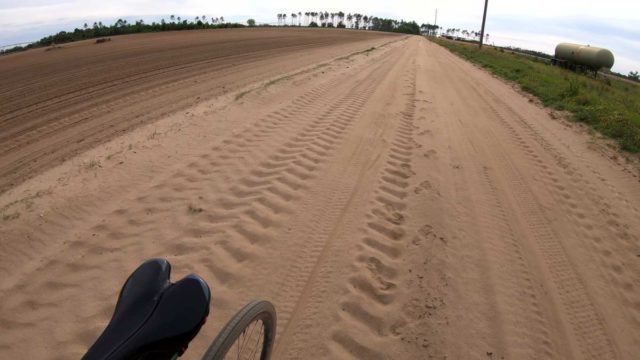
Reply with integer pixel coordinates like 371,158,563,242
1,30,640,359
0,28,398,194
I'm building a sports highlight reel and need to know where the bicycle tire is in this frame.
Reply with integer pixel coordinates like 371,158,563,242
201,300,276,360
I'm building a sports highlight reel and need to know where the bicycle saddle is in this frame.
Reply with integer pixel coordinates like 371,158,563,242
82,258,211,360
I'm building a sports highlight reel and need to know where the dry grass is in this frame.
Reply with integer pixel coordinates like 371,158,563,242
81,159,102,170
187,203,204,214
2,211,20,221
147,129,160,140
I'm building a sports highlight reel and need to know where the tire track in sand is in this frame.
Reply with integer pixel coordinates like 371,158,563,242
328,83,417,359
269,47,416,359
264,62,419,360
440,49,618,359
479,100,616,359
480,91,640,343
474,166,558,358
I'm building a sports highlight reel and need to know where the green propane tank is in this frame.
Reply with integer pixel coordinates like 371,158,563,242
555,43,615,70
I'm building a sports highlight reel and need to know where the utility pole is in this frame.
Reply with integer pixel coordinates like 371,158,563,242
479,0,489,48
434,9,438,36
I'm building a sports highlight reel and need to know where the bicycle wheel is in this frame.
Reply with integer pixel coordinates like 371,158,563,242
202,300,276,360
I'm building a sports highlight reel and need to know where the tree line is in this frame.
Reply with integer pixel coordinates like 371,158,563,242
0,16,244,55
442,28,489,43
1,11,426,56
275,11,420,34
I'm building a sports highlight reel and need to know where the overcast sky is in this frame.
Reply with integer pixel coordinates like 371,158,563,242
1,0,638,73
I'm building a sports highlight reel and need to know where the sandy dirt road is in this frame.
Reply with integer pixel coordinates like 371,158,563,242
1,32,640,359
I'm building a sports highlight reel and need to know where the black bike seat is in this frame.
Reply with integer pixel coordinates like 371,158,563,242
82,259,210,360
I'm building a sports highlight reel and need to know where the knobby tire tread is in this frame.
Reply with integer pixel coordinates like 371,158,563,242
201,300,276,360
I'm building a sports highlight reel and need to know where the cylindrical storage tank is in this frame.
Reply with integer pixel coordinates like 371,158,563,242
555,43,615,70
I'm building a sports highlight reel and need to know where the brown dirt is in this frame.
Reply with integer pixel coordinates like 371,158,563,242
1,31,639,359
0,28,399,194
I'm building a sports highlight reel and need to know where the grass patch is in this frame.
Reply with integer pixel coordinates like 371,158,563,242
335,46,377,61
187,203,203,214
147,129,160,140
432,38,640,152
265,74,293,88
2,211,21,221
235,89,252,101
266,63,330,88
81,159,102,170
44,45,63,52
0,189,51,221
